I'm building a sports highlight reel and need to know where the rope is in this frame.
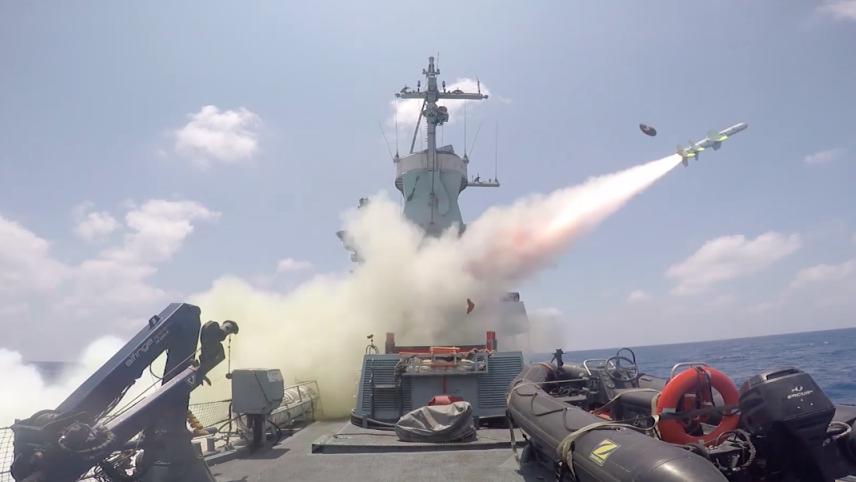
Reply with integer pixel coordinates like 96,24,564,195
711,429,756,473
507,416,531,464
650,392,662,439
507,376,655,477
590,389,659,416
556,421,647,481
505,378,589,409
101,349,201,424
828,420,852,441
508,416,520,462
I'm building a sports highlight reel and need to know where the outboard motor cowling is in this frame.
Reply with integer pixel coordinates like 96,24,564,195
739,367,848,480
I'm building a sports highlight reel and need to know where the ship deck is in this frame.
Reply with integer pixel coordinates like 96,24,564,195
210,420,552,482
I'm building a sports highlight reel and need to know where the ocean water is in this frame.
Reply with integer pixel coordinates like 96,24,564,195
533,326,856,405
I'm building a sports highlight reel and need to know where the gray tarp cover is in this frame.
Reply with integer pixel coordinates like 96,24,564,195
395,401,476,443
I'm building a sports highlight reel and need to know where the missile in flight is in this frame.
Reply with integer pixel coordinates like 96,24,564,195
677,122,748,166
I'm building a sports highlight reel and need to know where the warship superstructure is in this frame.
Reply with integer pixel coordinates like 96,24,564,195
393,55,493,235
341,56,532,350
345,56,528,432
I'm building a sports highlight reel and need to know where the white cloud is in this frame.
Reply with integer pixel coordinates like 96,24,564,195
787,257,856,310
0,200,219,358
803,147,846,165
390,78,491,129
707,293,737,308
790,258,856,289
106,200,219,265
627,289,651,303
744,256,856,318
667,232,801,295
818,0,856,21
276,258,313,273
75,210,119,243
0,215,68,295
62,200,219,317
174,105,261,167
530,307,563,318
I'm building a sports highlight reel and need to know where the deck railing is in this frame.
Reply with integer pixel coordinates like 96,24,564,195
0,380,320,481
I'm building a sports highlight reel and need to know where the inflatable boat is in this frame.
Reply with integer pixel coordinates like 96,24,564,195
507,348,856,481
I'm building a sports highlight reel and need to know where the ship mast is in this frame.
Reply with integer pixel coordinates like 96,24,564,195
396,57,489,227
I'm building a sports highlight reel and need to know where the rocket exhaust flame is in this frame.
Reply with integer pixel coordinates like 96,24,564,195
462,154,684,282
545,155,683,237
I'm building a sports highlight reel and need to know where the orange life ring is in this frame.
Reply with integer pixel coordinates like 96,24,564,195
655,366,740,446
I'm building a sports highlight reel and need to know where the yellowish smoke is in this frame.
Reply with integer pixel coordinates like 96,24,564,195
191,154,683,417
0,154,681,426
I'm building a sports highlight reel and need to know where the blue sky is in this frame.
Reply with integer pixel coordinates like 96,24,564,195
1,1,855,359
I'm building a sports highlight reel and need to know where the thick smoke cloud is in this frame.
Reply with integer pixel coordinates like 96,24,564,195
0,337,125,426
0,155,681,423
192,154,683,416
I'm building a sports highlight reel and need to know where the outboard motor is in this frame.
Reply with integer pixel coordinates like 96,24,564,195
739,367,853,481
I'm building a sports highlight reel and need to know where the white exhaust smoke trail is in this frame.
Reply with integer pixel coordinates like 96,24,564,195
0,154,682,424
192,154,683,416
463,154,683,283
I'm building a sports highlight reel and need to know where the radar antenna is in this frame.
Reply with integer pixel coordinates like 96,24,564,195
396,56,490,222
